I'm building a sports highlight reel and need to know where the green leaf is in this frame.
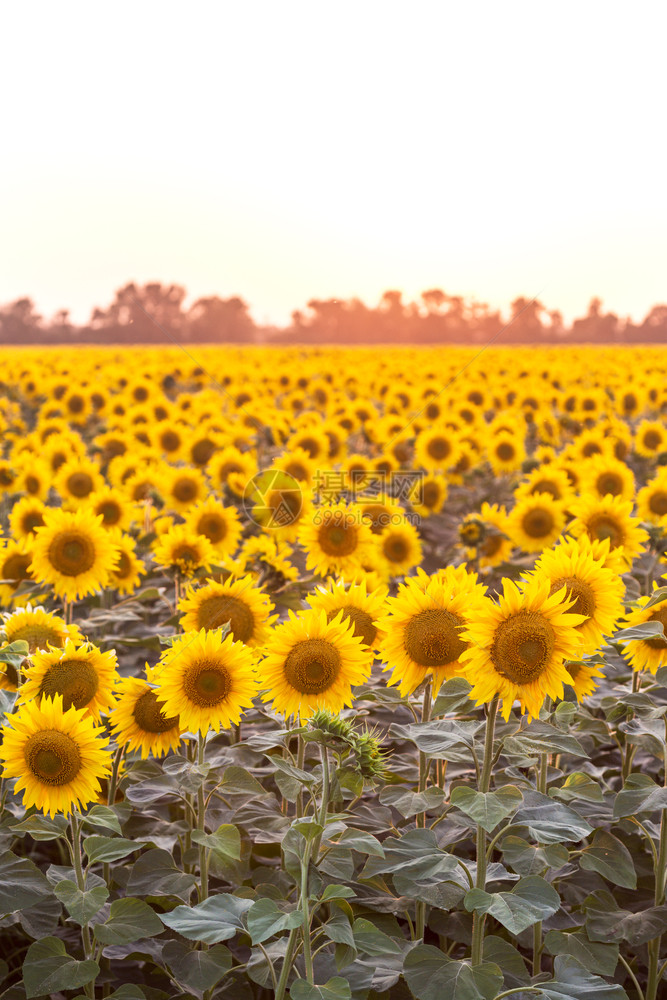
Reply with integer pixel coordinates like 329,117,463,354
162,940,232,992
544,930,619,977
431,677,474,716
579,830,637,889
613,620,665,642
319,884,356,902
538,955,629,999
500,836,568,876
389,719,483,761
83,836,146,864
104,987,147,1000
22,937,99,999
645,587,667,609
246,897,303,944
10,814,69,841
290,978,352,1000
514,792,593,843
159,894,253,943
191,823,241,860
450,784,523,833
379,784,446,818
0,850,51,917
219,765,270,795
551,772,603,803
613,773,667,818
94,897,163,945
126,848,197,901
504,721,587,758
331,828,385,856
82,805,123,835
54,879,109,925
352,918,404,956
464,876,560,935
403,945,502,1000
0,640,29,666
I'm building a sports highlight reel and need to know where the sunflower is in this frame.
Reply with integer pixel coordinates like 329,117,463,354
507,494,567,554
298,502,374,578
178,575,276,646
109,668,182,758
532,536,624,653
636,471,667,527
20,640,118,721
464,503,512,569
583,454,635,502
55,457,105,507
153,629,257,735
487,432,526,477
30,507,120,601
377,569,487,696
514,465,574,503
85,487,136,532
460,576,587,721
306,577,388,651
237,535,299,583
634,419,667,459
563,659,605,700
183,497,242,558
152,524,215,577
567,494,648,565
357,494,404,534
2,605,82,653
274,447,318,487
17,459,52,501
409,474,448,517
261,608,372,719
161,466,207,513
108,532,145,595
209,446,257,498
0,539,37,606
414,426,461,472
376,519,423,576
0,460,17,493
8,496,47,541
618,594,667,674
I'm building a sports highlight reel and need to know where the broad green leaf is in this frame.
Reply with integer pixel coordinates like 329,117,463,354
54,879,109,925
331,828,385,856
191,823,241,860
402,945,502,1000
544,930,619,977
389,719,484,761
83,836,146,864
644,587,667,610
104,989,147,1000
464,876,560,934
551,772,603,803
501,836,568,876
290,978,352,1000
503,721,587,758
584,890,667,946
0,851,51,917
352,918,404,956
10,814,68,842
537,955,629,999
579,830,636,889
450,784,523,833
379,784,446,818
613,773,667,818
0,640,29,666
619,716,666,757
514,792,592,843
483,935,529,984
94,897,163,946
82,805,123,835
162,940,232,992
126,848,197,901
246,897,303,944
319,884,356,902
159,894,253,943
613,620,665,642
22,937,99,999
431,677,474,716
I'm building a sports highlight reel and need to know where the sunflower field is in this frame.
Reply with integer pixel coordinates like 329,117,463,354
1,344,667,1000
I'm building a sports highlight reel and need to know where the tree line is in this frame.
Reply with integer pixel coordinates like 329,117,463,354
1,282,666,345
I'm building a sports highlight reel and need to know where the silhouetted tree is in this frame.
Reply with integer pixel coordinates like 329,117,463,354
186,296,255,343
0,298,42,343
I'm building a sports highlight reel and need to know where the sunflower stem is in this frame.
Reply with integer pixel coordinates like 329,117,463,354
532,701,550,975
415,679,432,942
296,733,305,818
470,695,499,967
70,812,96,998
197,731,210,907
645,736,667,1000
300,841,314,984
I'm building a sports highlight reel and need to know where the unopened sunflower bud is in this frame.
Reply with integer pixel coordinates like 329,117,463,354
308,710,355,744
353,729,389,782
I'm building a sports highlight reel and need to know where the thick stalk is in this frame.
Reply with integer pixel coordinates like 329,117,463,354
532,742,549,975
300,843,314,984
470,696,499,966
197,732,209,904
645,739,667,1000
415,680,432,942
70,813,95,999
296,734,305,818
274,926,300,1000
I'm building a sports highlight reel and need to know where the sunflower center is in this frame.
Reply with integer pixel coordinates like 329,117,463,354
3,552,32,583
421,482,441,508
174,478,198,503
426,438,450,461
549,576,595,620
491,612,556,684
7,624,63,652
481,532,503,558
586,514,623,547
362,504,390,534
383,534,409,564
39,658,99,710
25,475,40,494
99,502,121,525
197,514,227,544
25,730,81,785
522,507,555,538
161,431,181,452
196,595,255,641
48,531,96,576
566,662,581,680
285,461,308,481
171,544,200,565
133,689,179,732
23,511,46,534
283,638,341,694
218,461,243,482
183,659,232,706
192,440,216,465
596,472,623,497
326,605,376,647
529,480,560,500
67,395,85,414
496,442,515,461
298,437,319,458
67,472,94,498
404,609,467,667
115,552,132,579
317,517,358,557
647,607,667,650
649,491,667,517
644,430,662,450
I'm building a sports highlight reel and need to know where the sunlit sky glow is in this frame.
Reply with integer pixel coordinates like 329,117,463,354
2,2,666,327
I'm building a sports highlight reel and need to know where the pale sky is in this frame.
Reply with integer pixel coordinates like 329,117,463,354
2,2,666,328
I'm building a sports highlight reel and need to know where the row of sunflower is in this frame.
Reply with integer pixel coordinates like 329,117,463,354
0,343,666,1000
